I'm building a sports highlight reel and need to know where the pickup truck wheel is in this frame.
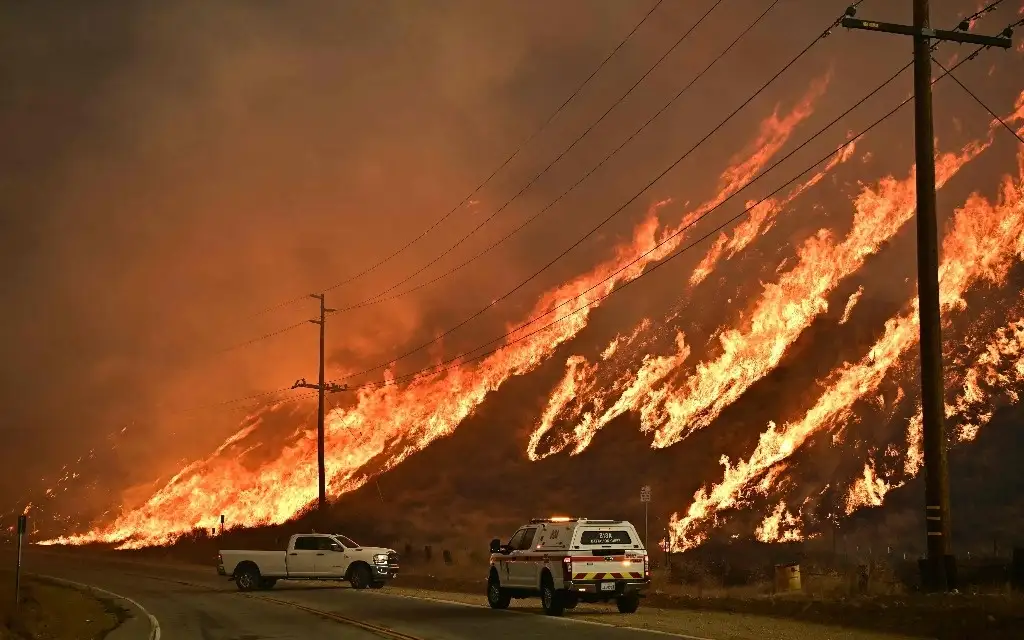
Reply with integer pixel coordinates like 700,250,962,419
235,566,260,592
616,592,640,614
486,577,511,610
349,563,372,590
540,580,565,616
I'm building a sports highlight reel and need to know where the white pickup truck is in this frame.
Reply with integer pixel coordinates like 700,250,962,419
217,533,400,591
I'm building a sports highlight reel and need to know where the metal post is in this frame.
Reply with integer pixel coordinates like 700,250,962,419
15,515,26,611
219,514,225,535
640,485,651,550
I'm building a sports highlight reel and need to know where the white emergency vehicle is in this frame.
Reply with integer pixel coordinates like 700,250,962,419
486,517,650,616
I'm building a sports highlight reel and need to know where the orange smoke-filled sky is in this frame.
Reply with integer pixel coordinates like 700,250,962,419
1,0,1022,525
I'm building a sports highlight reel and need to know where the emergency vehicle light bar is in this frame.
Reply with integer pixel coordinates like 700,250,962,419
529,517,624,524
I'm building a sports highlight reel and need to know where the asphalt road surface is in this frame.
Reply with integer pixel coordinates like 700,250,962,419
8,548,912,640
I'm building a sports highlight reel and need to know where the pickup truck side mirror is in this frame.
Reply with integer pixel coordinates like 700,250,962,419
329,543,343,552
489,538,501,554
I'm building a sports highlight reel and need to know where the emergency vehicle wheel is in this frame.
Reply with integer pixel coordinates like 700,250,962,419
616,592,640,614
540,579,565,616
487,576,511,609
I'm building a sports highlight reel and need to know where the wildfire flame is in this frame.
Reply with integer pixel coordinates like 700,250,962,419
668,98,1024,550
529,135,992,459
40,76,832,549
32,81,1024,555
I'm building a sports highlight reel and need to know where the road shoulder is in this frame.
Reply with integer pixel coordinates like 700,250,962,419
1,570,132,640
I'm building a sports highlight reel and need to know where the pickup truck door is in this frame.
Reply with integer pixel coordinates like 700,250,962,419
313,536,350,578
510,527,539,588
287,536,319,577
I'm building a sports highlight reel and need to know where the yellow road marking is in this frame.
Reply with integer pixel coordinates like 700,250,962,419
114,571,426,640
248,593,426,640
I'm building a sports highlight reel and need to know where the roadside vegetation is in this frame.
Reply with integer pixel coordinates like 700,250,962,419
0,571,124,640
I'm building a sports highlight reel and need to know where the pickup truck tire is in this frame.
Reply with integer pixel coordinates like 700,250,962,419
486,572,511,610
616,592,640,614
235,563,261,592
540,576,565,616
348,562,372,590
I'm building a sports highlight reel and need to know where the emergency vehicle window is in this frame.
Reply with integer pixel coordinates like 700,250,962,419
293,536,318,550
506,529,526,550
579,530,633,545
517,527,538,550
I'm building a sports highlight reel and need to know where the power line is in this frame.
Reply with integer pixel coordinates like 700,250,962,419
957,0,1006,29
338,38,1004,396
205,320,308,358
335,0,783,314
319,1,864,384
135,2,1008,420
328,0,735,313
247,0,668,318
931,56,1024,146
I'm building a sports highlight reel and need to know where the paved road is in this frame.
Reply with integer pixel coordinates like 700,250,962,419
17,549,701,640
7,548,912,640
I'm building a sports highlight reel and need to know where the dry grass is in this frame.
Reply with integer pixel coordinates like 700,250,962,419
0,570,124,640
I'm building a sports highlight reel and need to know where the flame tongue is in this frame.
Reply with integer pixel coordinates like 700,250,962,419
531,135,991,459
649,136,992,450
669,112,1024,551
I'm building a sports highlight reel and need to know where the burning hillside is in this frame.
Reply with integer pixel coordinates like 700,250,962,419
27,72,1024,554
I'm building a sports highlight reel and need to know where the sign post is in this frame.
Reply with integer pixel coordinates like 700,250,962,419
15,515,26,611
640,485,651,551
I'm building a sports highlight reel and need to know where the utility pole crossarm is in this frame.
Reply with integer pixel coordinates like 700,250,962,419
841,17,1012,48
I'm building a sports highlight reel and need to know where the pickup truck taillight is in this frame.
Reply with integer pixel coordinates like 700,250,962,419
561,556,573,582
643,554,650,577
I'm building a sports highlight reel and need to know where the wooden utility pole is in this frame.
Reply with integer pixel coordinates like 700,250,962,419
840,2,1011,591
293,293,347,513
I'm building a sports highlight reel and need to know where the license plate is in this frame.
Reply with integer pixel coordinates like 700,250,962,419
600,582,616,592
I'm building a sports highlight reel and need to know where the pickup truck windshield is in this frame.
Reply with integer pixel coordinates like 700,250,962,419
333,534,359,547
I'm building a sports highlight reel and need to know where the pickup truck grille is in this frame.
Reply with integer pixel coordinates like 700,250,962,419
388,552,400,566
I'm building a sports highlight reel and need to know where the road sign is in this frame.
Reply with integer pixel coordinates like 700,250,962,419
640,485,651,503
